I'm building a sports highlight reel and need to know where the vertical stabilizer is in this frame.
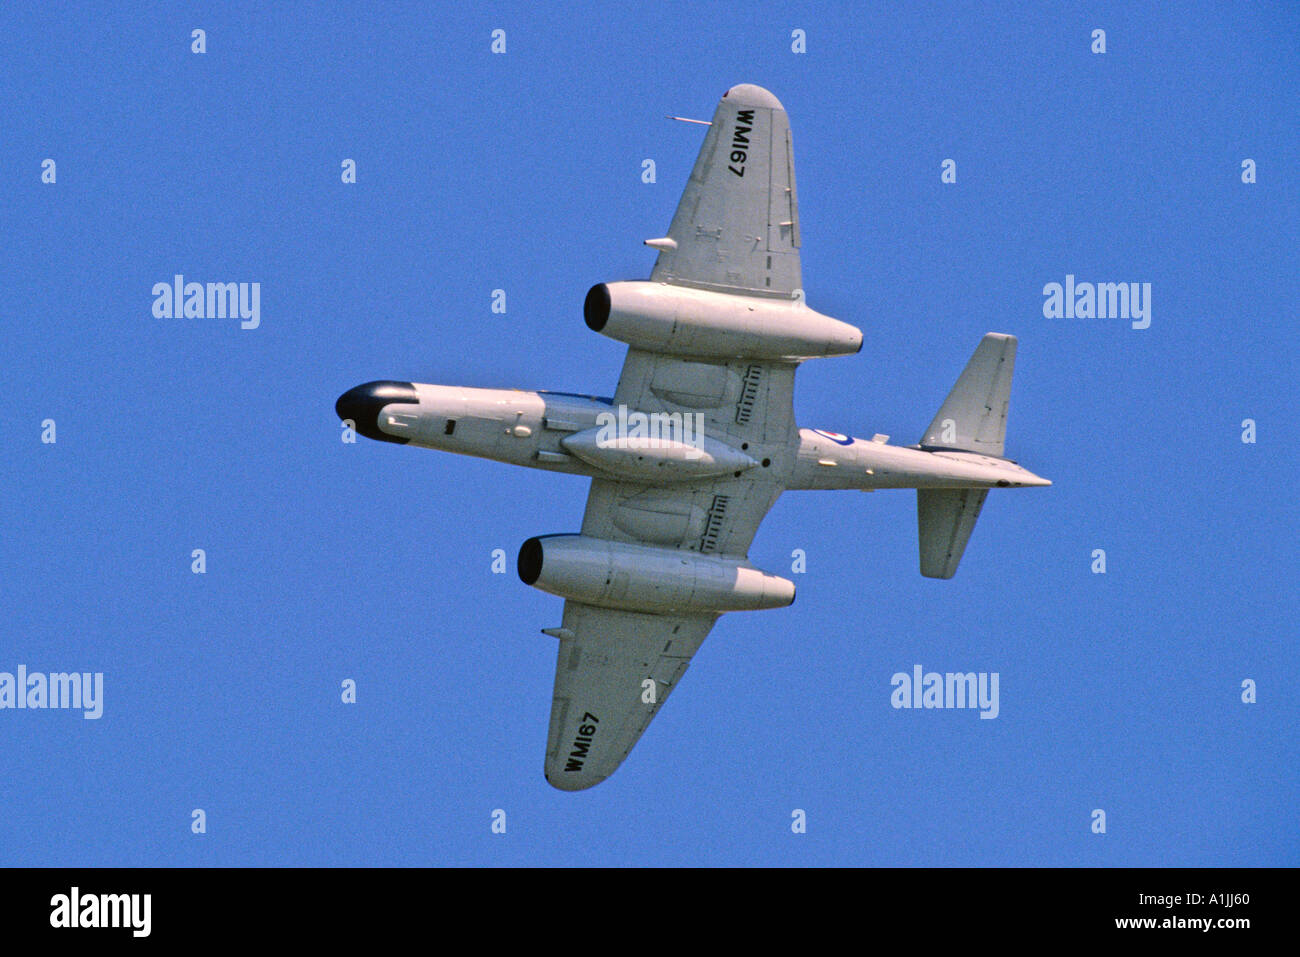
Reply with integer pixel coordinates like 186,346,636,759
920,333,1016,457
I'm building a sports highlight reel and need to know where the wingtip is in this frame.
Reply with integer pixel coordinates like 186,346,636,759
722,83,783,111
544,768,607,792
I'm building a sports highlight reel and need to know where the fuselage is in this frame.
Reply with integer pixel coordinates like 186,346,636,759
335,381,1050,491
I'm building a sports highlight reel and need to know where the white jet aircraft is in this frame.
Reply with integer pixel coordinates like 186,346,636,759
336,84,1050,790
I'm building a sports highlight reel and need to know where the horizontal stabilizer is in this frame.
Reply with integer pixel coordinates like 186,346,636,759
921,334,1016,457
917,488,988,579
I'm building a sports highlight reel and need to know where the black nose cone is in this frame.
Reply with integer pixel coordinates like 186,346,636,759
335,381,419,444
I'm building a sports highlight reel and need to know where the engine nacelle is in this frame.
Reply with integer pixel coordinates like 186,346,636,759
584,281,862,360
517,534,795,613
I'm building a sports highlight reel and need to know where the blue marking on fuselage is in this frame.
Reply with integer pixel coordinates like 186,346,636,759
812,429,855,446
539,390,615,405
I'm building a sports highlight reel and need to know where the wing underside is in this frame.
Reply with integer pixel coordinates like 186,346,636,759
545,604,717,790
578,349,794,557
541,351,797,789
651,84,801,298
540,85,803,790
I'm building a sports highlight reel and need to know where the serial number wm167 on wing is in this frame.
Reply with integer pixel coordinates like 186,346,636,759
727,109,754,177
565,712,600,773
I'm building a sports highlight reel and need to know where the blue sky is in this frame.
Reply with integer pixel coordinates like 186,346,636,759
1,1,1295,866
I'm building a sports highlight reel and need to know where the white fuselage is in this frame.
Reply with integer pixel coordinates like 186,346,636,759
345,382,1049,491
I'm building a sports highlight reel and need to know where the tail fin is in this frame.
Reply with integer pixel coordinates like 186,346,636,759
917,334,1017,579
920,333,1016,457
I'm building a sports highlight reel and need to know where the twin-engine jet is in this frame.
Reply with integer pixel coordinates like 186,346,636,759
336,84,1050,790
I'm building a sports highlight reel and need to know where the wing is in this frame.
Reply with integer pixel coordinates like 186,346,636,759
579,350,794,557
543,352,797,789
541,84,803,790
650,84,801,298
544,604,717,790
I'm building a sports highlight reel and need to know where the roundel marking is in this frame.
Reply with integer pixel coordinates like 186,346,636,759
812,429,854,446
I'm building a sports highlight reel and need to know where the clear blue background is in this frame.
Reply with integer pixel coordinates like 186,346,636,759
2,1,1295,866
